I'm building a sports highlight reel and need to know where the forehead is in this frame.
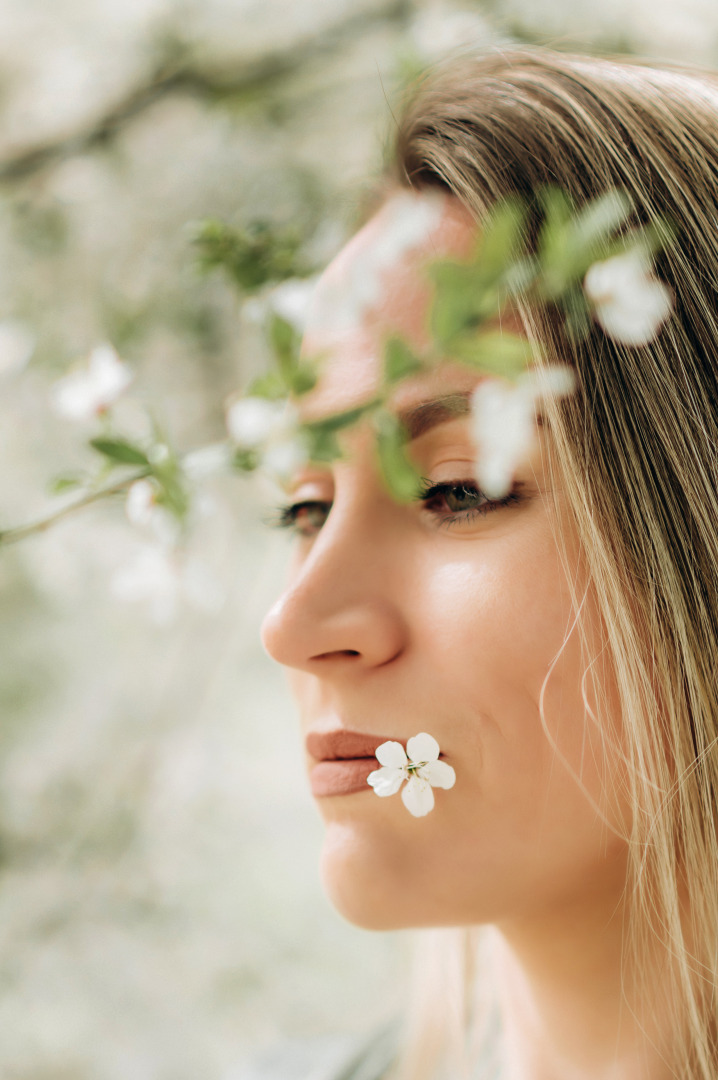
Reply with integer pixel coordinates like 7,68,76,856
301,191,478,419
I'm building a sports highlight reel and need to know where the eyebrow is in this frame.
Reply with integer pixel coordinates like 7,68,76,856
397,391,473,440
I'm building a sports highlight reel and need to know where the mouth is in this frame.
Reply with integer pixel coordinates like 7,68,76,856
305,731,388,798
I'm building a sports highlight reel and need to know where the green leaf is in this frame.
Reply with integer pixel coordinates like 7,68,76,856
373,411,422,503
570,190,632,257
232,447,260,472
474,197,528,288
90,438,149,466
430,261,497,346
269,314,299,375
289,361,319,397
305,426,342,463
192,218,307,293
47,473,86,495
247,371,288,401
384,337,424,384
450,330,535,377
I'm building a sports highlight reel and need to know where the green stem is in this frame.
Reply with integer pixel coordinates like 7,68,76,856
0,470,149,547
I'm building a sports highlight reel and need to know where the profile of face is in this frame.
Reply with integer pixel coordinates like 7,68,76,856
261,192,631,932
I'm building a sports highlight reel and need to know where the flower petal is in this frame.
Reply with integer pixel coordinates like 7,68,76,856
420,759,456,790
407,732,440,764
367,766,405,797
375,740,408,768
401,776,435,817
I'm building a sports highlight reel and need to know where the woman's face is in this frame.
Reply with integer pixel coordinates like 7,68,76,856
261,192,630,931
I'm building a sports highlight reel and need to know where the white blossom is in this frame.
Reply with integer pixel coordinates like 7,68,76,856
471,365,576,498
261,437,308,480
51,343,132,420
226,397,288,448
124,480,179,547
583,250,673,346
313,191,445,332
110,544,223,625
226,396,308,479
367,732,456,817
182,443,232,481
268,277,318,333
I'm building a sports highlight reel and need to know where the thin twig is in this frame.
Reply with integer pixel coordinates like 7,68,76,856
0,472,147,546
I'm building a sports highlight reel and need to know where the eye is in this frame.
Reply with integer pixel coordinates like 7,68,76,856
271,500,331,537
419,479,522,525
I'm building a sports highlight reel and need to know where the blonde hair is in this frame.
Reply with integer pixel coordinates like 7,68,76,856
390,48,718,1079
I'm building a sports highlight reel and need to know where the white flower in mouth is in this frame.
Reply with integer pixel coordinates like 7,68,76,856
470,365,576,499
51,343,133,420
583,249,673,346
367,732,456,817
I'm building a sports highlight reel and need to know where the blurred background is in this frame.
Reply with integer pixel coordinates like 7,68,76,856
0,1,717,1077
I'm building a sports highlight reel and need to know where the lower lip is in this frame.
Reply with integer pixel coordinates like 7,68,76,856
310,759,377,797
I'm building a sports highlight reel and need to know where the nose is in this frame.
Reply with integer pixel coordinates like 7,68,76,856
260,507,408,676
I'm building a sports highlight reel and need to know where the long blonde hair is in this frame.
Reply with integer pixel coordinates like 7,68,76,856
389,48,718,1079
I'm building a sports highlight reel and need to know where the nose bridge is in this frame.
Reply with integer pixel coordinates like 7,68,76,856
260,500,408,673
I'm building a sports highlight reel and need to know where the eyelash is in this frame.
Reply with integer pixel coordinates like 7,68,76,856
270,480,523,537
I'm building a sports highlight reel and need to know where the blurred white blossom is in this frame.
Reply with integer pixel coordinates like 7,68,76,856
125,479,180,546
182,442,231,481
312,191,445,332
110,544,223,624
226,397,288,448
584,250,673,345
0,319,35,375
268,276,318,332
471,365,576,497
51,344,133,420
226,396,308,479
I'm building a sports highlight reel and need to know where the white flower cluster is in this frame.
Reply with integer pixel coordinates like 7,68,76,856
50,344,223,624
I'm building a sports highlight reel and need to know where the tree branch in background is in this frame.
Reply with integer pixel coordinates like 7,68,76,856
0,0,412,185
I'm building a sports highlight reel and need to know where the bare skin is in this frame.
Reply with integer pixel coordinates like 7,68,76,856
261,193,677,1079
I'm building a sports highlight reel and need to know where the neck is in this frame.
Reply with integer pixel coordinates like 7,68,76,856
489,889,677,1080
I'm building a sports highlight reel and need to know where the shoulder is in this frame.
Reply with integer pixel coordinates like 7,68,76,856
238,1025,398,1080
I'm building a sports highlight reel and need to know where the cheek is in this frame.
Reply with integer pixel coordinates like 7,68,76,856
291,520,631,930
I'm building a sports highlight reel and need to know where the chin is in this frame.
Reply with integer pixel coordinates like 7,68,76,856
318,817,445,931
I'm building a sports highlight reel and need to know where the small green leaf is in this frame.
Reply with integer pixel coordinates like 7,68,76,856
570,190,632,259
474,197,528,288
305,425,342,463
90,439,149,466
373,411,422,503
47,473,86,495
384,337,424,384
192,218,307,293
247,372,288,401
290,361,319,397
450,330,535,377
560,286,592,342
232,447,260,472
430,261,496,346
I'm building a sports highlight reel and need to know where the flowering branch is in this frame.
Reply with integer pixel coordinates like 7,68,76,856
0,472,148,546
0,186,676,621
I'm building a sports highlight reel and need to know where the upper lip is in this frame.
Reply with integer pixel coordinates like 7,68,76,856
305,730,388,762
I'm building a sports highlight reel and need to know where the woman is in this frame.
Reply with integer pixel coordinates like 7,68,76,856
259,49,718,1079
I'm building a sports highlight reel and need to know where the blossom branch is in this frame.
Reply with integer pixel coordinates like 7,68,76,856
0,471,148,546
